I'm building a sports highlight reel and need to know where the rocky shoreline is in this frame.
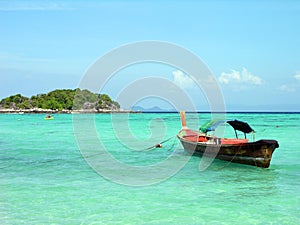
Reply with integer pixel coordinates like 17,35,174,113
0,108,137,114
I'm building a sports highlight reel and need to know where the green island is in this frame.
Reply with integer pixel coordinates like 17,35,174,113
0,89,125,113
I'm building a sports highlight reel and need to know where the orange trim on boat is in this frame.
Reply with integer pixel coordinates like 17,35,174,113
221,139,248,144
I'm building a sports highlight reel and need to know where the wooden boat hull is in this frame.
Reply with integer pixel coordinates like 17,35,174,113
177,131,279,168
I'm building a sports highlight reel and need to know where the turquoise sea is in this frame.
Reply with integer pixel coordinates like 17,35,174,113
1,113,299,224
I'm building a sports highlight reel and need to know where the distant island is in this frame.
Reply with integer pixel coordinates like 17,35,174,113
0,89,127,113
131,105,175,112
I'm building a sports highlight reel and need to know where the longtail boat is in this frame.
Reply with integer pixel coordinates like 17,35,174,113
177,112,279,168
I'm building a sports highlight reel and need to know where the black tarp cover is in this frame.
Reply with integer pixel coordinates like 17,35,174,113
227,120,254,133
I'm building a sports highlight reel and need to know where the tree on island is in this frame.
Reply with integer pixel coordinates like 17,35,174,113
0,94,31,109
0,89,120,111
97,94,120,110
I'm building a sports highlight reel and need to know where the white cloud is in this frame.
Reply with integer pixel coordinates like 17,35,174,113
0,1,70,11
172,70,194,89
219,68,263,86
218,69,241,84
278,72,300,93
294,73,300,80
279,84,296,93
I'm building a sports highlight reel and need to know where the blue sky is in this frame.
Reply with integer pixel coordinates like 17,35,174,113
0,0,299,111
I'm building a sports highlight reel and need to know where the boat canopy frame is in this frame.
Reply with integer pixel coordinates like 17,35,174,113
200,119,254,139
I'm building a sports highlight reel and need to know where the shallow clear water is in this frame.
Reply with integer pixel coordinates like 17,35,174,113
1,113,299,224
